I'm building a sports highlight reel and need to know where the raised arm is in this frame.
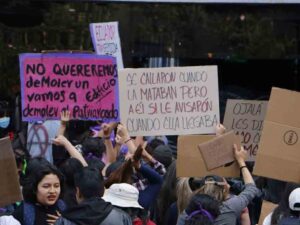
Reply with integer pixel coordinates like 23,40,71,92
56,110,70,136
234,144,254,184
116,124,136,154
224,144,261,216
53,135,88,167
101,122,117,163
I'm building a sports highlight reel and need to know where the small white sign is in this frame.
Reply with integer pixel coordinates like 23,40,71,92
90,21,124,69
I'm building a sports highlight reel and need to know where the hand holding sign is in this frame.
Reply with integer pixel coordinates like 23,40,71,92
233,144,248,165
116,124,130,144
216,124,226,136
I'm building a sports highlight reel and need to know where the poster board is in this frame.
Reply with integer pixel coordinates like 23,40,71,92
199,131,240,171
177,134,239,178
119,66,220,136
254,87,300,183
19,53,119,122
90,21,124,69
223,99,268,161
0,137,22,207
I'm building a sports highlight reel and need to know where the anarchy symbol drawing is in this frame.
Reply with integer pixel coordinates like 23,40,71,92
27,124,49,157
283,130,298,146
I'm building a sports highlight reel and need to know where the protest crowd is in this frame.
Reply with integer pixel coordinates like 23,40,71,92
1,97,300,225
1,8,300,225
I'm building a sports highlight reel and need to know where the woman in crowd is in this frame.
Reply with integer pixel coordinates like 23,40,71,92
103,183,156,225
13,159,65,225
177,144,261,225
184,193,220,225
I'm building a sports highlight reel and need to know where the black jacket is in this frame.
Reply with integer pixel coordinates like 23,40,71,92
54,197,132,225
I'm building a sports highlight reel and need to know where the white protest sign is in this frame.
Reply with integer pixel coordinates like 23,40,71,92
223,99,268,161
27,120,60,163
90,21,124,69
119,66,220,136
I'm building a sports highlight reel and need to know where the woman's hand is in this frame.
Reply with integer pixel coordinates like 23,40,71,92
47,211,61,225
216,124,226,136
52,135,69,147
116,124,131,143
234,144,247,166
60,110,70,126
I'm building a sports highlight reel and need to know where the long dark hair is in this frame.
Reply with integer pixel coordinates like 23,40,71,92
117,207,149,225
157,160,177,225
184,194,220,225
104,145,143,188
22,158,64,204
271,182,300,224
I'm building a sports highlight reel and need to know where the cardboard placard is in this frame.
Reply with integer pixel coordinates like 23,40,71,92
177,135,239,178
199,131,240,171
90,21,124,69
223,99,268,161
119,66,220,136
258,201,277,225
254,87,300,183
19,53,119,122
0,137,22,207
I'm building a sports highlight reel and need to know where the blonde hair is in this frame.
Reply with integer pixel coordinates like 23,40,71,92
176,177,193,214
195,178,226,202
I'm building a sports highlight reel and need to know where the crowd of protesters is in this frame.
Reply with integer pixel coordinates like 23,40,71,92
0,102,300,225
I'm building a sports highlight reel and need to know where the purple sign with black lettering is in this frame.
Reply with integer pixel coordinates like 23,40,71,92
19,53,119,122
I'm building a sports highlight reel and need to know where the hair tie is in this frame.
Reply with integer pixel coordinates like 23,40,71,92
187,203,215,222
86,152,101,161
86,152,93,160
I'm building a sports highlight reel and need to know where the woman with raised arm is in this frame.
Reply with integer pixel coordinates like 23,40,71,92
177,144,261,225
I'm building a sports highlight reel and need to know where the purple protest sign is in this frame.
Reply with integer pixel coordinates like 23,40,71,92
19,53,119,122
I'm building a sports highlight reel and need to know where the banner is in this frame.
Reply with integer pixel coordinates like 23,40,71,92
19,53,119,122
90,21,124,69
223,99,268,161
119,66,220,136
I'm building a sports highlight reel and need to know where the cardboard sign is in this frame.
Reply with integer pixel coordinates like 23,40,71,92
0,137,22,207
254,87,300,183
177,135,239,178
119,66,220,136
258,201,277,225
223,100,268,161
19,53,119,122
199,131,240,171
90,21,124,69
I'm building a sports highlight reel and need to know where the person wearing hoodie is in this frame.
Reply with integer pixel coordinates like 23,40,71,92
54,167,132,225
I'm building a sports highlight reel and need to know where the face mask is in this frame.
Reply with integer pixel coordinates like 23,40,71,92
0,117,10,129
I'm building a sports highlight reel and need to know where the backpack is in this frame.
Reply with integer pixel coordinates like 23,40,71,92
279,217,300,225
23,200,66,225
